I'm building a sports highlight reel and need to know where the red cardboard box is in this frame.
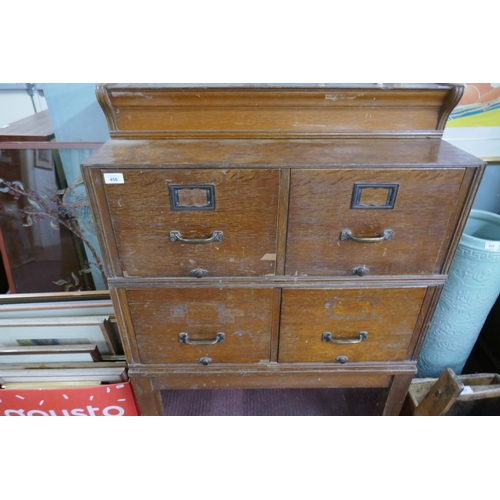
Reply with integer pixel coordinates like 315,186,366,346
0,382,140,416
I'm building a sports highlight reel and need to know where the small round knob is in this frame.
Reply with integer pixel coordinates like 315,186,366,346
352,265,368,277
199,357,212,366
190,268,208,279
336,356,348,364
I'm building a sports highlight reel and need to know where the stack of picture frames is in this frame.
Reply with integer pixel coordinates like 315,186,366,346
0,295,127,390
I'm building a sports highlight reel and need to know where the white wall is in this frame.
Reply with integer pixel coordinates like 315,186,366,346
0,87,47,127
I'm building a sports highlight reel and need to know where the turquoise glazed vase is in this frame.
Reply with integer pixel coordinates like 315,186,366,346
417,210,500,378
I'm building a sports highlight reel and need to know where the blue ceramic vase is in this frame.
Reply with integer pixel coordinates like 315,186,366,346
417,210,500,378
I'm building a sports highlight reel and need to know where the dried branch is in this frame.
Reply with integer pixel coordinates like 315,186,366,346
0,177,107,287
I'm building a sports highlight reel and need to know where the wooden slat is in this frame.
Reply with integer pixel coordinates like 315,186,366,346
414,368,464,416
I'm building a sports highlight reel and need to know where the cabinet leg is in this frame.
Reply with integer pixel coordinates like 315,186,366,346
130,376,163,416
382,374,414,416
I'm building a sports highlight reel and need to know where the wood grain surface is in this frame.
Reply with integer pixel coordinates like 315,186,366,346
82,137,483,170
96,84,463,139
278,287,427,363
126,288,274,364
286,168,465,276
103,169,279,277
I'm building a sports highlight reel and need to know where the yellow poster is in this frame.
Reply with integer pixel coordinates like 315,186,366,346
448,83,500,127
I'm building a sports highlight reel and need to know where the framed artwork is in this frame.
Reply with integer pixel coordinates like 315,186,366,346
0,362,128,385
449,84,500,127
445,83,500,161
0,315,118,355
35,148,53,169
0,344,101,364
0,149,12,163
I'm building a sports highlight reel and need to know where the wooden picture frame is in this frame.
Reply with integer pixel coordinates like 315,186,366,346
0,315,118,355
0,344,101,364
34,148,53,169
0,362,128,384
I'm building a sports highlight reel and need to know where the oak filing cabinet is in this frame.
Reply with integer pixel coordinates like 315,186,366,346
81,84,485,416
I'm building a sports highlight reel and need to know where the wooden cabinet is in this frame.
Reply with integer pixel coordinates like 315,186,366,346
82,84,485,416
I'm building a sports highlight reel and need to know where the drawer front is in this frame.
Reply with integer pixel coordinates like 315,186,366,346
286,169,465,276
278,288,427,363
127,288,274,364
103,169,279,277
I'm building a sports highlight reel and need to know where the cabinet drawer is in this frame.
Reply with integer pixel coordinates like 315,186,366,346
103,169,279,277
126,288,274,364
278,288,427,363
286,169,465,276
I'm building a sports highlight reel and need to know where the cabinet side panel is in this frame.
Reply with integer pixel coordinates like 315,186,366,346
81,166,123,278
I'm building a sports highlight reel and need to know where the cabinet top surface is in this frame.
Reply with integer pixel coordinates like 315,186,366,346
82,138,484,169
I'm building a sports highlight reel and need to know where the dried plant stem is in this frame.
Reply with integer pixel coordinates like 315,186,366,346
0,178,107,286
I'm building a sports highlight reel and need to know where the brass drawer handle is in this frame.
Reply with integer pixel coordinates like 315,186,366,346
170,230,223,244
322,331,368,344
340,229,393,243
179,332,225,345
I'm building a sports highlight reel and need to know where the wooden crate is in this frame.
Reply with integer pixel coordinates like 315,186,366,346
401,368,500,416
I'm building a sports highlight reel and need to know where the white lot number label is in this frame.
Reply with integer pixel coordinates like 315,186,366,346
104,173,125,184
484,241,500,251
